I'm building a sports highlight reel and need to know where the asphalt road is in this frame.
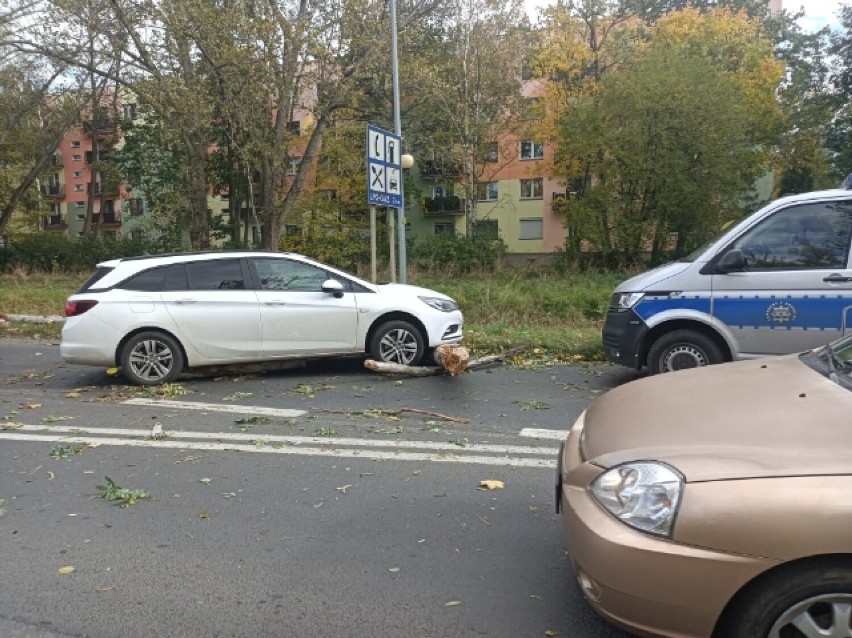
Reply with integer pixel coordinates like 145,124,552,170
0,340,639,638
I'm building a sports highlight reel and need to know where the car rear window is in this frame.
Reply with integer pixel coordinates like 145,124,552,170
120,264,188,292
76,266,114,293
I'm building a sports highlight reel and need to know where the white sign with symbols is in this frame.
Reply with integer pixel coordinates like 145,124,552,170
366,124,402,208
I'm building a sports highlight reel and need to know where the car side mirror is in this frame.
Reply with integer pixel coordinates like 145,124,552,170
716,249,746,274
321,279,344,298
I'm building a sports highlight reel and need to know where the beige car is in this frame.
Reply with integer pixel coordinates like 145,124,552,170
557,338,852,638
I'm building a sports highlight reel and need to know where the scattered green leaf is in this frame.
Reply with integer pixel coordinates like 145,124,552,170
50,444,86,459
96,476,152,508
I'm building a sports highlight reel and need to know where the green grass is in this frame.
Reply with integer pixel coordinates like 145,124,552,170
0,269,627,361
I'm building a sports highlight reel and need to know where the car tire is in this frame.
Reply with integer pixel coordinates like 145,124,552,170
647,329,723,374
370,320,425,366
717,563,852,638
120,331,184,385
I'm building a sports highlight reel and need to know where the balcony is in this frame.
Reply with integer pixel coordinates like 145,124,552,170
423,195,463,215
419,159,461,180
40,183,65,198
88,181,120,197
84,150,111,164
92,211,121,226
52,154,63,168
44,214,67,229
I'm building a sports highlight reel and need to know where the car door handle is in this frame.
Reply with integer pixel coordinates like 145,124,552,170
174,298,198,304
264,301,287,306
823,274,852,283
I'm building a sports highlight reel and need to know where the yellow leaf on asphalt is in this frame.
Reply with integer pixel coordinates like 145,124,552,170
65,392,80,399
545,631,558,637
58,566,75,575
199,511,209,519
479,480,504,490
106,367,119,376
444,601,461,607
20,403,41,409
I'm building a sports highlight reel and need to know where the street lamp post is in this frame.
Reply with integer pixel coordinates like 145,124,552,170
390,0,407,284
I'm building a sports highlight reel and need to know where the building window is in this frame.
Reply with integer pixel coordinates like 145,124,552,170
434,223,455,236
319,189,337,201
520,178,543,199
123,104,138,120
71,141,81,148
74,184,84,192
285,224,300,236
252,226,261,243
75,201,85,208
287,121,300,135
476,182,498,201
433,185,445,198
72,154,82,161
287,156,302,176
474,220,499,240
480,142,498,163
521,97,542,120
75,213,86,222
73,171,82,179
519,218,543,240
520,141,544,160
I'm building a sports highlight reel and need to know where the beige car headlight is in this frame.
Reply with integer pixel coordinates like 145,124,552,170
590,461,683,537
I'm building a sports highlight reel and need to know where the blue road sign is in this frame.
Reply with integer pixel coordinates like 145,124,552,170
367,124,402,208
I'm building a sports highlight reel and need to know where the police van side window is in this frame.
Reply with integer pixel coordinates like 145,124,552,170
733,202,852,270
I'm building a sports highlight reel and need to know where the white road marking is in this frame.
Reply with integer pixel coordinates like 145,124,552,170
123,398,305,418
2,424,558,469
519,428,568,440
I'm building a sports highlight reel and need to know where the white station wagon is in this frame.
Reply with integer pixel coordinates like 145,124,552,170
60,251,464,384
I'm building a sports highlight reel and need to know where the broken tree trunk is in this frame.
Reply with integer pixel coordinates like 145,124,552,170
364,346,521,377
433,344,470,375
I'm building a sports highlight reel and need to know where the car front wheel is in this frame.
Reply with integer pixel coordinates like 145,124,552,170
120,331,184,385
370,320,425,366
718,563,852,638
647,329,723,374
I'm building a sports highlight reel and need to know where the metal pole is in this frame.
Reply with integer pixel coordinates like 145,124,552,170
390,0,407,284
370,205,377,283
388,209,396,282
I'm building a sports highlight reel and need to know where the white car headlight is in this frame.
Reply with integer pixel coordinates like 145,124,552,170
590,461,683,537
610,292,644,310
419,296,459,312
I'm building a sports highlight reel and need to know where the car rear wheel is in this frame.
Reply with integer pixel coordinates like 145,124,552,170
647,329,723,374
718,564,852,638
120,331,184,385
370,320,425,366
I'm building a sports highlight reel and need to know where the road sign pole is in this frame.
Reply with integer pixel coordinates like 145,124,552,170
370,205,377,283
391,0,407,284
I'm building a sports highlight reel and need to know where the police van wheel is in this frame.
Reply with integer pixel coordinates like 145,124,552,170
647,330,723,374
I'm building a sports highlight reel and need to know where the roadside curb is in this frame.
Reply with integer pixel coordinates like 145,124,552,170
0,313,64,324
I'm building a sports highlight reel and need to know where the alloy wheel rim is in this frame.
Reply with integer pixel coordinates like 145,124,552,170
769,594,852,638
379,329,418,365
128,339,174,381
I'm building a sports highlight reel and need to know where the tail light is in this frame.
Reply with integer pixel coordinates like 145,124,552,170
65,300,98,317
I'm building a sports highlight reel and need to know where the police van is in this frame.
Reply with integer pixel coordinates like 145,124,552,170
603,183,852,373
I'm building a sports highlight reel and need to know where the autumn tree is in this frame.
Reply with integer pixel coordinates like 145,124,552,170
553,7,784,265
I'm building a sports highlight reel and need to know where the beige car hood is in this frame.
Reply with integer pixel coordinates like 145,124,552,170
583,355,852,482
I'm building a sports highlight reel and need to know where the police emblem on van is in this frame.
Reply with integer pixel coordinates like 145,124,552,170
765,301,797,324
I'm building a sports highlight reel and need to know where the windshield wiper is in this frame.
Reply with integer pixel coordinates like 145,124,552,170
823,343,841,383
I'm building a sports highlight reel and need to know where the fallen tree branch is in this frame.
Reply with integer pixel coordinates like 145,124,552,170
364,347,524,377
317,407,469,424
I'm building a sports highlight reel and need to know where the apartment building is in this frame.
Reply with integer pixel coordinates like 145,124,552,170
407,78,566,259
